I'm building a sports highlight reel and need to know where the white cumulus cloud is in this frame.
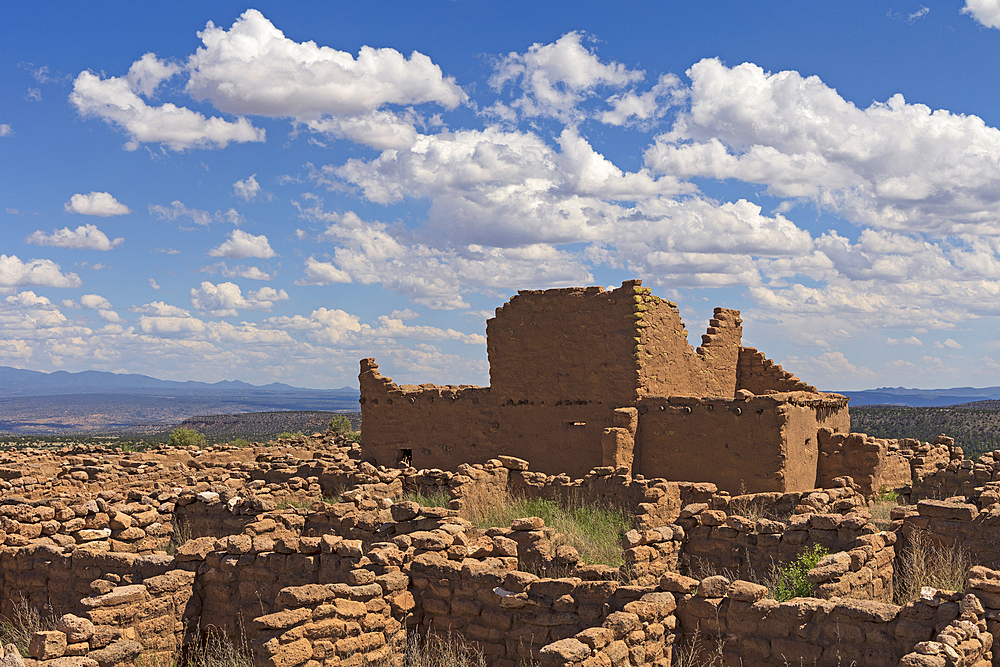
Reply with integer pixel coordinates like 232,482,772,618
190,281,288,316
646,58,1000,236
184,9,465,149
208,230,276,259
886,336,923,346
133,301,206,335
0,124,11,137
0,255,82,288
70,69,264,151
233,174,262,201
201,262,273,280
64,192,131,217
26,224,124,251
490,31,645,121
963,0,1000,28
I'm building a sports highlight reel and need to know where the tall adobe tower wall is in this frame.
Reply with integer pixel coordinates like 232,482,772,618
486,282,641,405
487,281,746,404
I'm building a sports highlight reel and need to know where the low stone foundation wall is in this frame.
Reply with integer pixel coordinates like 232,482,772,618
900,499,1000,570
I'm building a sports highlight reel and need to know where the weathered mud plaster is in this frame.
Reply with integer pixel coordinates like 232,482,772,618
359,280,849,492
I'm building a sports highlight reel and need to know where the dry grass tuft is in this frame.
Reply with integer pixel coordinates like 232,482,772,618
895,529,972,603
400,632,487,667
0,597,56,657
181,627,253,667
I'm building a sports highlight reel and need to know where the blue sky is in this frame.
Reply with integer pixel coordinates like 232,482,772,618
3,1,1000,391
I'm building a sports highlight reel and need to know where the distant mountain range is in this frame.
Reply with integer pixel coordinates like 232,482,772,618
0,365,356,398
0,366,360,435
835,386,1000,407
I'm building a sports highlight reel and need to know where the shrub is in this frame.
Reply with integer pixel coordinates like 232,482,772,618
167,428,205,448
275,431,304,439
768,544,829,601
875,485,899,503
328,415,353,433
228,438,250,447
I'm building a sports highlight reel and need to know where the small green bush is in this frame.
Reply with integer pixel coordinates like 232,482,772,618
769,544,829,601
229,438,250,447
275,431,304,439
328,415,353,433
875,485,899,503
168,428,205,448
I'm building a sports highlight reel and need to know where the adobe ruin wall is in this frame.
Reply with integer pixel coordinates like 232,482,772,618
361,280,851,494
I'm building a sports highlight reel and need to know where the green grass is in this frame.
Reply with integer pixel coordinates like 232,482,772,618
466,488,632,567
403,489,452,509
274,431,304,439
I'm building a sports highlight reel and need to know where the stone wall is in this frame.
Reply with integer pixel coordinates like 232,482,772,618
487,283,641,405
900,499,1000,570
911,439,999,501
667,573,987,667
673,490,885,584
251,577,406,667
817,428,916,497
10,430,1000,667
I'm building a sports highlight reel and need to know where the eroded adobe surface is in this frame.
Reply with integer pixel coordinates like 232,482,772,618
359,280,849,494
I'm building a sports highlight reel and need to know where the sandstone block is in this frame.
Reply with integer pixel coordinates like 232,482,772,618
28,631,67,660
87,640,142,667
56,615,94,644
539,638,590,664
698,575,730,598
268,637,312,667
390,501,420,522
498,456,529,470
728,580,768,603
0,644,23,667
276,584,336,608
174,536,217,561
526,578,579,599
46,658,99,667
511,517,545,530
603,612,640,636
81,584,148,608
659,572,699,594
254,608,313,631
917,500,977,521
